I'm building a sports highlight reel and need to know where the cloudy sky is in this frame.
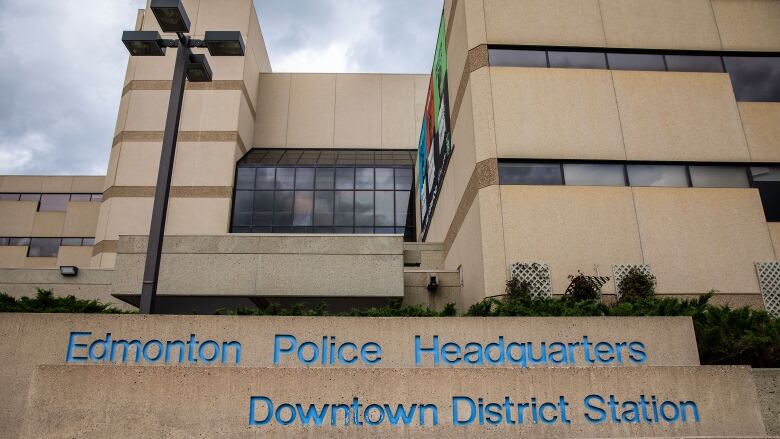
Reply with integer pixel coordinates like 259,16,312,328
0,0,442,176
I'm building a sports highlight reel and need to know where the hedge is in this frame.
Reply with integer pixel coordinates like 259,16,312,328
2,288,778,367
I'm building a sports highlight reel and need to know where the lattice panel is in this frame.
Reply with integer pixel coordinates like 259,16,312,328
509,262,552,298
612,264,652,299
756,262,780,317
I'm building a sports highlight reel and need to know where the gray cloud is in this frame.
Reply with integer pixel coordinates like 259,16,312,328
255,0,443,73
0,0,443,175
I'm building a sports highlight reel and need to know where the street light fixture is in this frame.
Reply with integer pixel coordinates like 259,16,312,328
186,54,213,82
122,31,167,56
204,31,246,56
150,0,191,33
121,0,245,314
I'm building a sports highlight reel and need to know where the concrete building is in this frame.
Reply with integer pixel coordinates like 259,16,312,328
0,0,779,316
2,2,780,438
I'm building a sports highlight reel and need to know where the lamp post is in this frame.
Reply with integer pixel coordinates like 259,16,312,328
122,0,245,314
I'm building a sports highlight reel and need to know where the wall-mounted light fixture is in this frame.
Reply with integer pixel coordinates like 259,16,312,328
427,274,439,292
59,266,78,277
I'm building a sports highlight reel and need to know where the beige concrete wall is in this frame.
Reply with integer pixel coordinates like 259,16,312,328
739,102,780,163
500,186,643,296
0,176,102,269
102,0,270,267
0,248,28,268
461,186,775,301
110,235,405,298
253,73,427,150
491,67,625,160
600,0,722,50
770,223,780,259
443,195,483,310
55,246,94,268
20,365,765,438
62,202,100,237
0,268,125,308
711,0,780,51
477,0,779,51
753,368,780,436
0,313,700,439
476,68,761,164
633,188,775,296
0,176,103,193
484,0,606,47
614,71,749,162
0,202,37,236
402,270,461,310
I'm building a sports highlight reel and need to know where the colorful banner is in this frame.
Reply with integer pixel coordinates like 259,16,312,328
418,13,453,240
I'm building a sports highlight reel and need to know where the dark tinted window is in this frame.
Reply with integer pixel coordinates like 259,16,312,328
315,168,335,189
69,194,92,202
375,191,395,227
232,191,253,226
235,167,255,189
563,164,626,186
293,191,314,226
396,191,411,227
498,163,562,185
549,51,607,69
9,238,30,246
607,53,666,71
82,238,95,246
627,165,688,187
255,168,275,190
0,238,8,246
90,194,103,202
252,191,274,226
274,191,294,226
665,55,723,73
689,166,749,188
395,168,413,190
724,57,780,102
28,238,60,257
751,166,780,182
61,238,83,246
376,168,394,190
355,168,374,190
233,150,415,238
275,168,295,190
0,194,20,201
335,191,354,226
336,168,354,190
295,168,315,190
314,191,334,226
355,191,374,226
752,167,780,221
19,194,40,202
489,49,547,67
39,194,70,212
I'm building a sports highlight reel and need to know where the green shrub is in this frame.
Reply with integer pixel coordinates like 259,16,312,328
564,271,603,302
215,299,456,317
505,277,533,300
618,268,657,302
5,287,778,367
0,289,127,314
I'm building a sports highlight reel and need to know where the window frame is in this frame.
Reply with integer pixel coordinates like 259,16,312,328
230,149,417,238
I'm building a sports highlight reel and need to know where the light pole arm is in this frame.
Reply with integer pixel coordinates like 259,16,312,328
139,36,190,314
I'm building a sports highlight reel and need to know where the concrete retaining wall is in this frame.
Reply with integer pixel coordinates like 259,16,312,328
20,365,766,438
0,313,699,438
111,235,405,298
753,369,780,435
